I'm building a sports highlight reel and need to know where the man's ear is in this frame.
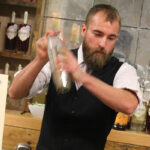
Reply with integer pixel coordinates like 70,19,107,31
81,24,87,38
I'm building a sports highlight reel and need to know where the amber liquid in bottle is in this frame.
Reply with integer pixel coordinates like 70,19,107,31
5,11,18,51
113,112,130,130
16,11,31,54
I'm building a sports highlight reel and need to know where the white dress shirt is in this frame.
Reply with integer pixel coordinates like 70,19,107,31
25,45,143,113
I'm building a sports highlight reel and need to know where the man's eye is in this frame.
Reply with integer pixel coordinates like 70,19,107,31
108,36,116,41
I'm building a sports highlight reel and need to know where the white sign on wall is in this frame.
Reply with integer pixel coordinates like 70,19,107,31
0,74,8,150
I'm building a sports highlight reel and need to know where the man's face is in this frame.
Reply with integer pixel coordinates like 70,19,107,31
81,11,120,71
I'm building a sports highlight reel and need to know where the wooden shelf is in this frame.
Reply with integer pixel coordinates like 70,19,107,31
0,50,32,61
0,0,36,8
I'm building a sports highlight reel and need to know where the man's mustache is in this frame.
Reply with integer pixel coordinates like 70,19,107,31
92,48,106,55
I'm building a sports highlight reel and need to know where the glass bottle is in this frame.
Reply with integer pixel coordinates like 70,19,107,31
16,11,31,54
113,112,130,130
144,80,150,134
47,35,71,94
130,101,147,132
146,100,150,134
5,11,18,51
130,84,149,132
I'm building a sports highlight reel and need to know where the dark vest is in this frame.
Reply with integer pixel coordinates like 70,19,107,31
36,49,123,150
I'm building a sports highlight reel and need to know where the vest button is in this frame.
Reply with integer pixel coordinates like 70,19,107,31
64,138,69,142
74,96,78,100
72,110,76,115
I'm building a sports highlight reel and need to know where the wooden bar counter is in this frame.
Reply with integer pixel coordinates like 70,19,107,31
2,109,150,150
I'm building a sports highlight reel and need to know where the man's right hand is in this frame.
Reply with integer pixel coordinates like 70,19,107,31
36,30,61,63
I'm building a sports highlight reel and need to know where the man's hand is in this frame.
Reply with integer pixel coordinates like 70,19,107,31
36,30,61,63
56,50,83,82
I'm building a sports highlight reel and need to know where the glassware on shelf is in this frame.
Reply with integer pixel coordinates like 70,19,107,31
47,35,71,94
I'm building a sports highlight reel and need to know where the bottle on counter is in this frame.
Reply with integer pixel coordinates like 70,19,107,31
146,100,150,134
130,100,147,132
130,82,149,132
113,112,130,130
5,11,18,51
144,80,150,134
16,11,31,54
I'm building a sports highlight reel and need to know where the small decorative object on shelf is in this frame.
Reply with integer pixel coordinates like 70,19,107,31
16,11,31,54
5,11,18,51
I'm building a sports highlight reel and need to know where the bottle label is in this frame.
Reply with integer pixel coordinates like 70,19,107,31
18,25,30,41
6,24,18,40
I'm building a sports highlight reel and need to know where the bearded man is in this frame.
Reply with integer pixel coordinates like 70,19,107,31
9,4,142,150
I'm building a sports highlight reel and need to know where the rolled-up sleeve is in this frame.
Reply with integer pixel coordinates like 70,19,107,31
113,63,143,114
26,62,51,99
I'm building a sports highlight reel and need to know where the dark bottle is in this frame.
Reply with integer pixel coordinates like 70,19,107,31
113,112,130,130
5,11,18,51
16,11,31,54
146,100,150,134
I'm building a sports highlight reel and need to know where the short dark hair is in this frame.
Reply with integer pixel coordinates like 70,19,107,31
85,4,121,28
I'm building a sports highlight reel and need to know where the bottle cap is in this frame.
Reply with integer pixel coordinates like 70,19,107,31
11,11,16,23
24,11,28,24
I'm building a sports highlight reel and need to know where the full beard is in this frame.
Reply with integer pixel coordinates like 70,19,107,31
83,40,113,72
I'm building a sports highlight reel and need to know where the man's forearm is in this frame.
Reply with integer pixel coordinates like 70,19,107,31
77,71,138,114
9,56,47,99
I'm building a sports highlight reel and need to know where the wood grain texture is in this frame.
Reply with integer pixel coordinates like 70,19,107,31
105,141,150,150
2,110,150,150
2,125,40,150
108,129,150,147
4,109,42,130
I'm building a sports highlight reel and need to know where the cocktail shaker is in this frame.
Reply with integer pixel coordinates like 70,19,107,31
47,35,71,94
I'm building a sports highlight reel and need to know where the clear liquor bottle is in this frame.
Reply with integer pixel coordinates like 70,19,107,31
130,83,149,132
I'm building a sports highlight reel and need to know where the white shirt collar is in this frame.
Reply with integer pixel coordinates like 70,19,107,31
77,44,84,65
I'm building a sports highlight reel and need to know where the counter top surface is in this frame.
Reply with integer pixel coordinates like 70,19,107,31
4,109,150,147
5,109,42,130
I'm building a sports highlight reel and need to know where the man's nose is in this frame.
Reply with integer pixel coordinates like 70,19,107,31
98,37,107,48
